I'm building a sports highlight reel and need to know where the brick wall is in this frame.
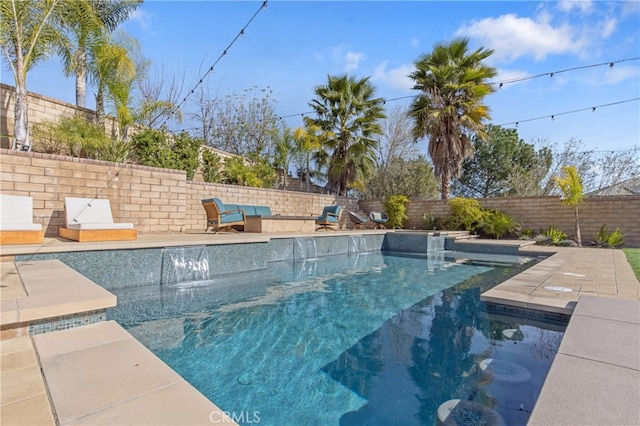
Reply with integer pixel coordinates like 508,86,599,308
0,149,357,236
360,196,640,246
1,83,119,150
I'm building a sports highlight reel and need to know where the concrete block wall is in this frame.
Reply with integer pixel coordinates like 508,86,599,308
360,196,640,246
1,83,118,150
0,149,357,236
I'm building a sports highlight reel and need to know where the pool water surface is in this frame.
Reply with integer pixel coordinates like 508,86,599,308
110,252,565,426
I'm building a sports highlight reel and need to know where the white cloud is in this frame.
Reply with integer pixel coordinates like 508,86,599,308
372,62,414,92
345,51,365,73
455,13,585,62
556,0,593,14
129,9,152,31
410,37,420,48
621,0,640,17
329,46,365,73
600,18,618,38
602,65,639,85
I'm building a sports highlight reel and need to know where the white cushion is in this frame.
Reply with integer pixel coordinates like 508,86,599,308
0,194,38,227
65,197,116,226
67,222,134,230
0,223,42,231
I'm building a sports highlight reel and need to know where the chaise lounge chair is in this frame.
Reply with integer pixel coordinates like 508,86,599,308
369,211,389,229
348,211,368,230
0,194,44,245
201,198,246,233
316,205,342,231
58,197,137,242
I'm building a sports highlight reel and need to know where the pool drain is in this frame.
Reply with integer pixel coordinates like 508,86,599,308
237,372,254,385
436,399,506,426
479,359,531,383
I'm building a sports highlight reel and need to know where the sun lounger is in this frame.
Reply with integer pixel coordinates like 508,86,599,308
0,194,44,244
58,197,137,242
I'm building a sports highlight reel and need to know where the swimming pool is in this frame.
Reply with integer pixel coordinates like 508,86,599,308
109,250,565,426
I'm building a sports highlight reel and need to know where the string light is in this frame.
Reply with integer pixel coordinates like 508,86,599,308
272,57,639,123
159,1,268,129
488,57,639,87
496,98,639,127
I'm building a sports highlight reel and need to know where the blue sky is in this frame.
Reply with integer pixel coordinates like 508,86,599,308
5,0,640,155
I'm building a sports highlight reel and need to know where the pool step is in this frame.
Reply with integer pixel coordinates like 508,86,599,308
0,260,116,340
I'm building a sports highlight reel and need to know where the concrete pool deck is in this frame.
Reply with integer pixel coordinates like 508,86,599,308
1,231,639,425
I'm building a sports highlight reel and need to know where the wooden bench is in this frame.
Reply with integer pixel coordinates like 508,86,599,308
58,197,137,242
0,194,44,245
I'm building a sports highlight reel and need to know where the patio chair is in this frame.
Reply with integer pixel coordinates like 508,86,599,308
315,205,342,231
201,198,246,233
58,197,137,242
348,211,368,230
369,211,389,229
0,194,44,245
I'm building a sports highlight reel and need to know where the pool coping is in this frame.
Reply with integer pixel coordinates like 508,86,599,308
1,232,639,424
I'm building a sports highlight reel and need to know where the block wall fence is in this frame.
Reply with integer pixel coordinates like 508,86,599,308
0,149,357,236
1,83,119,150
1,149,638,246
360,196,640,247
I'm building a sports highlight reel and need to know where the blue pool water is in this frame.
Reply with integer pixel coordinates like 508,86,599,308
109,251,565,426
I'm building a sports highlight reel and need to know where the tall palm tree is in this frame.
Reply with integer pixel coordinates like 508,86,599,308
1,0,72,150
293,124,324,192
88,29,142,139
60,0,142,108
307,74,385,196
410,38,497,199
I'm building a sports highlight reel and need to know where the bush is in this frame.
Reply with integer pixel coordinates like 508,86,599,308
447,197,486,232
384,195,410,229
32,115,113,159
423,212,446,230
478,210,520,239
201,150,222,183
130,129,202,179
544,226,568,245
593,225,624,248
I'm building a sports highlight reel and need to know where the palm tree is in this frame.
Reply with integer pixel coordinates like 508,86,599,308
1,0,72,150
553,165,584,246
307,74,385,196
60,0,141,108
410,38,497,199
293,124,323,192
88,29,143,139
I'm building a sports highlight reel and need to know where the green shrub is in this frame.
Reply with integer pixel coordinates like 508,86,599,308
478,210,520,239
517,228,535,239
384,195,410,229
447,197,486,232
544,226,568,245
32,115,111,159
130,129,202,179
593,225,624,248
201,150,222,183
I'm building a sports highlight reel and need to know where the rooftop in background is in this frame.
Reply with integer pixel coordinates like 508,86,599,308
587,176,640,197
